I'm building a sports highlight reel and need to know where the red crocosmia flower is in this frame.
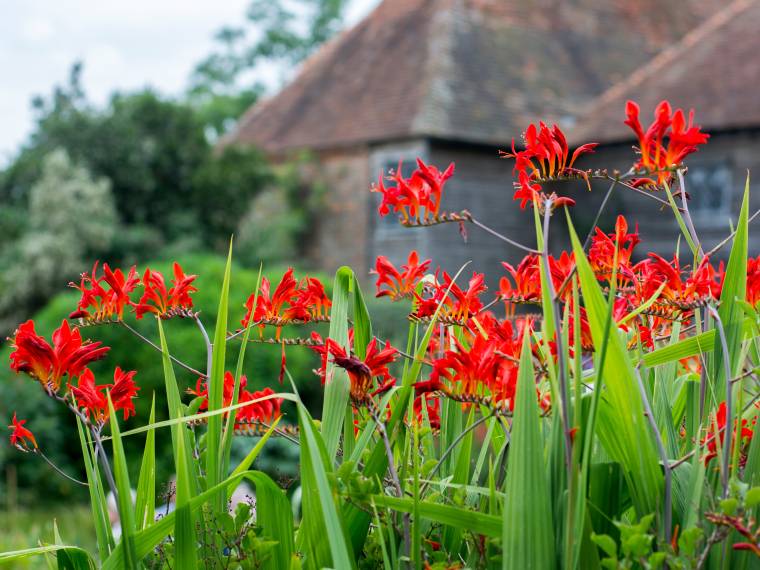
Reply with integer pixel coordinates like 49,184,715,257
549,251,576,299
624,100,709,187
69,262,140,321
502,122,597,208
414,271,486,322
9,413,37,450
634,254,721,311
512,171,542,210
433,334,507,402
588,215,640,284
373,251,431,300
242,269,330,336
69,369,108,421
413,394,440,430
446,272,487,321
746,256,760,307
188,372,282,426
504,122,598,180
109,367,140,420
70,367,139,422
327,338,398,401
134,263,198,319
238,387,282,425
9,320,110,392
701,402,754,466
499,255,542,305
371,159,455,222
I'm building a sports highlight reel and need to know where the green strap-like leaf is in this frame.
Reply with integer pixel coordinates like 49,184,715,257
107,396,138,569
206,241,233,512
134,395,156,531
502,334,556,569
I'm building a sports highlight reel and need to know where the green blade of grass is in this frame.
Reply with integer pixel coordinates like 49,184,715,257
173,418,197,569
106,396,138,569
367,495,502,538
0,545,96,568
321,266,352,462
206,240,234,512
298,403,355,569
134,394,156,531
75,417,114,558
711,175,750,398
220,263,263,480
502,333,556,569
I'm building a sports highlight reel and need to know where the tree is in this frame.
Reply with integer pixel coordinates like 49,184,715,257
188,0,349,138
0,150,117,329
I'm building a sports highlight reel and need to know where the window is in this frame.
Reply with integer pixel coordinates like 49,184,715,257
687,163,732,224
374,159,419,231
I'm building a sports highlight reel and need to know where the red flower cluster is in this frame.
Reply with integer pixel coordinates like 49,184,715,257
372,159,455,222
413,394,440,430
748,256,760,307
9,320,109,391
373,251,431,300
69,367,140,422
188,371,282,427
8,413,37,451
324,337,398,402
624,100,709,187
499,252,575,305
588,215,641,283
135,263,198,319
69,261,198,321
412,271,487,322
242,268,331,334
9,319,138,428
417,314,549,413
700,402,754,466
69,262,140,321
502,122,597,209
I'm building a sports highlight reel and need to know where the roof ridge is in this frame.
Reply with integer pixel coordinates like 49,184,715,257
222,0,391,148
584,0,753,115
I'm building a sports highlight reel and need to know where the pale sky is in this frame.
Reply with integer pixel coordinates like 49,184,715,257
0,0,380,164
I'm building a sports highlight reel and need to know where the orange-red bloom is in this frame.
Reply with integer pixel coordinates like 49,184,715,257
8,413,37,450
588,215,640,284
413,394,440,430
701,402,754,466
242,269,331,334
327,338,398,401
9,320,109,391
188,371,282,426
413,271,487,322
427,316,530,411
372,159,455,222
70,367,140,422
69,262,140,321
503,122,597,209
747,256,760,307
373,251,431,300
624,100,709,187
499,255,542,304
134,263,198,319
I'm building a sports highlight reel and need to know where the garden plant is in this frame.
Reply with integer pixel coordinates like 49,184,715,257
3,99,760,569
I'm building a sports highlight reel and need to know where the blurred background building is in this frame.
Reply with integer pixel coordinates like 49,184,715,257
225,0,757,285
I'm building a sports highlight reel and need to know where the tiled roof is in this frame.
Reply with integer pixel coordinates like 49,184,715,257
226,0,723,153
571,0,760,144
